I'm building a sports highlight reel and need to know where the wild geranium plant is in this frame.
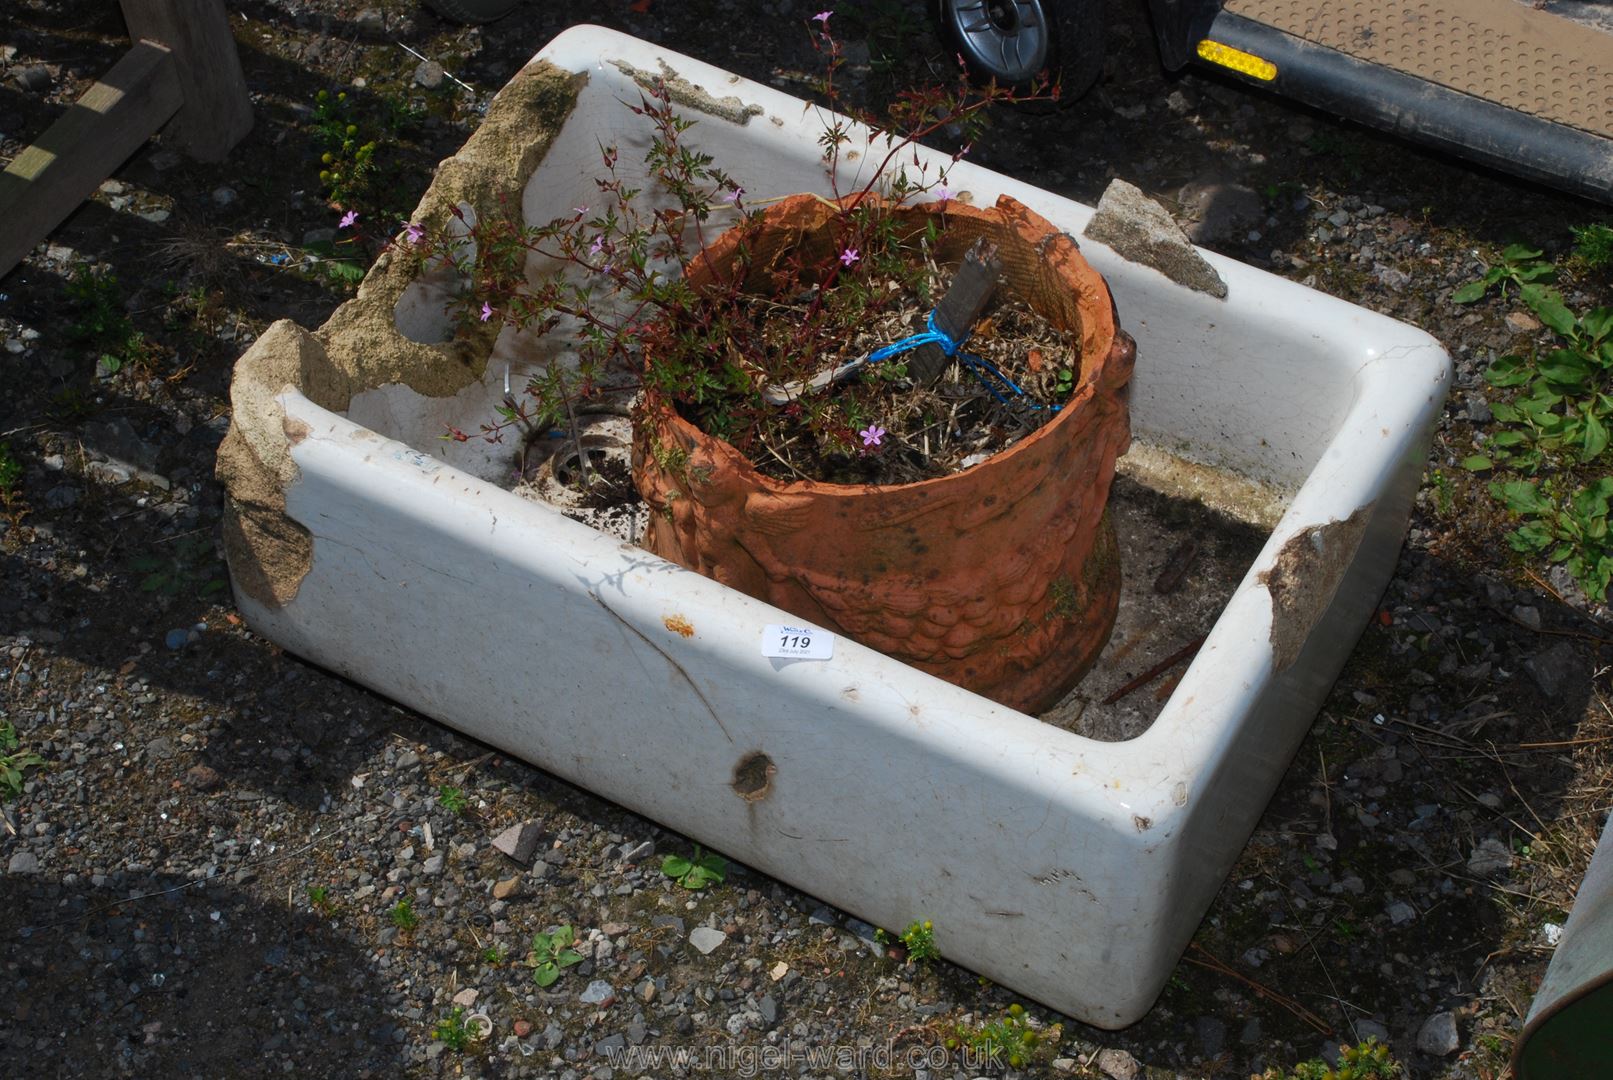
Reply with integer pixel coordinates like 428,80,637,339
405,13,1057,484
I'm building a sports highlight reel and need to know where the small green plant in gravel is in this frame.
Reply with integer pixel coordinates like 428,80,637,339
0,442,24,523
1262,1037,1402,1079
947,1003,1061,1071
432,1006,476,1052
0,443,21,494
661,845,727,890
313,90,377,217
306,884,337,915
66,265,155,377
1451,243,1556,303
1457,243,1613,600
66,266,135,347
0,721,45,800
436,785,468,815
481,944,506,966
131,535,228,600
390,897,419,931
529,924,584,987
888,919,939,962
1573,223,1613,271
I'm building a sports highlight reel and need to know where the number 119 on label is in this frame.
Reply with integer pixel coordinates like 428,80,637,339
761,624,834,660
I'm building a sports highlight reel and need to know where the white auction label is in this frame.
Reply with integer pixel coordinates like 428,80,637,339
761,624,834,660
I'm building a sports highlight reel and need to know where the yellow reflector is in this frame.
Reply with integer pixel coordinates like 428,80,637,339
1196,39,1277,81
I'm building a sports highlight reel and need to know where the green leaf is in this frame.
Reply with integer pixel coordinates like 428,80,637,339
531,931,553,954
1488,402,1521,423
1510,523,1554,552
1574,478,1613,519
1581,307,1613,342
1496,480,1550,515
534,962,560,987
661,855,692,879
555,949,583,968
681,866,715,889
1451,279,1488,304
1483,355,1531,388
1583,413,1609,462
1502,244,1544,263
1538,350,1594,388
1522,284,1577,337
1518,265,1557,283
553,925,575,948
1461,455,1494,471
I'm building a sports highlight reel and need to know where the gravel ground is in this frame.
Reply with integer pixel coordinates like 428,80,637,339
2,1,1611,1077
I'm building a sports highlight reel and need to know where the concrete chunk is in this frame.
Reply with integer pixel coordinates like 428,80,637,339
1083,178,1228,298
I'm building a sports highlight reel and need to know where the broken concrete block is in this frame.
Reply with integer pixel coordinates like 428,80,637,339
1083,178,1228,299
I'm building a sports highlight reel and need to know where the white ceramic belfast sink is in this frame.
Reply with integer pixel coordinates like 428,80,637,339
218,26,1451,1028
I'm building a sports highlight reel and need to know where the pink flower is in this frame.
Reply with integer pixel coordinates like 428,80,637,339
934,184,951,202
859,424,885,447
839,247,859,267
572,205,589,216
403,222,424,245
589,235,605,256
338,209,358,229
480,302,494,322
812,10,832,23
722,186,745,204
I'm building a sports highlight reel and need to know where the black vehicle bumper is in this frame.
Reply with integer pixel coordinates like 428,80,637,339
1196,11,1613,204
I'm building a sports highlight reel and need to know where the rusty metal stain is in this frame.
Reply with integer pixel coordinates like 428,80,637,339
663,614,695,637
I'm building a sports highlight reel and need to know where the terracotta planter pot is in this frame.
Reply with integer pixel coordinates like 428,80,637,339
633,193,1134,713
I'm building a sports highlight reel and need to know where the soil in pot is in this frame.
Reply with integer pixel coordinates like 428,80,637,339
632,193,1134,714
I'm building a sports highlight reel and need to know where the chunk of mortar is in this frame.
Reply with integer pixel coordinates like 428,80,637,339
1083,178,1227,299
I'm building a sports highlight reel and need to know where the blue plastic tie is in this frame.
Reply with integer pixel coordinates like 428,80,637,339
866,310,1058,412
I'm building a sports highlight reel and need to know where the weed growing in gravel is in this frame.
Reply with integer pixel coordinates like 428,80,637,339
1457,243,1613,600
65,266,155,378
0,721,45,800
1427,468,1456,518
390,897,419,931
529,924,584,987
131,535,228,601
306,884,337,915
0,443,24,527
661,845,727,890
878,919,939,963
436,785,468,815
1573,223,1613,271
432,1006,476,1052
313,90,377,218
66,266,134,348
0,443,20,494
480,944,506,966
1260,1036,1402,1079
947,1003,1060,1071
1451,243,1557,303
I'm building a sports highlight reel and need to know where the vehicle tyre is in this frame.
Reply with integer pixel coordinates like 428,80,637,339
933,0,1106,99
423,0,523,25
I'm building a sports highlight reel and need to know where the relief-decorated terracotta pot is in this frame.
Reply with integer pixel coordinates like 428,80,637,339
633,193,1134,713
